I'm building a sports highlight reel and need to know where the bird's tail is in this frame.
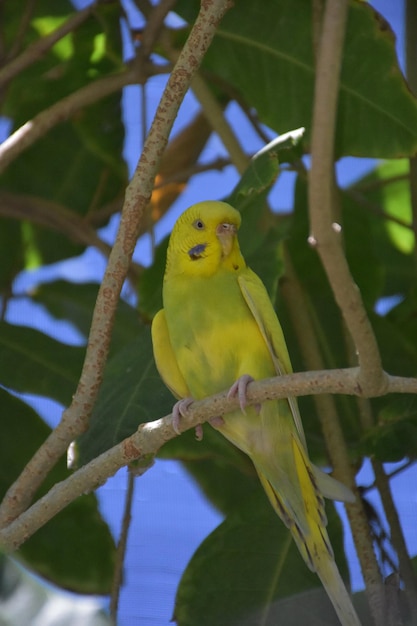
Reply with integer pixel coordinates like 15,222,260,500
290,435,362,626
311,543,362,626
257,433,362,626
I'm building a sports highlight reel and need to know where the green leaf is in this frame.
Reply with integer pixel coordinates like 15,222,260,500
349,160,415,297
176,0,417,158
0,218,23,290
1,0,127,270
341,191,384,309
75,326,173,465
161,425,259,515
0,389,115,593
138,238,168,320
33,279,141,353
228,128,305,210
175,492,354,626
0,322,83,405
362,395,417,462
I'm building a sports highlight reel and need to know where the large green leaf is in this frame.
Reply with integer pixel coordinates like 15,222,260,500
0,218,23,291
0,0,127,270
33,279,142,354
0,389,115,593
348,159,415,297
175,492,360,626
361,394,417,462
176,0,417,158
75,326,173,465
0,322,84,405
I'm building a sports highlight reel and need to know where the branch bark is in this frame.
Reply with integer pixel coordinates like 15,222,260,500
308,0,386,399
0,0,233,527
0,366,415,552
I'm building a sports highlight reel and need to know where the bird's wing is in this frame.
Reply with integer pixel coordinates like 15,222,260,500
151,309,190,400
238,269,355,505
238,268,307,449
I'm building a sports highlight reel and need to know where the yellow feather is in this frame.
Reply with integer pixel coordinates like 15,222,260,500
152,201,361,626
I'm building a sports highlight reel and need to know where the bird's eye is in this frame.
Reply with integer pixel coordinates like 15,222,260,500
193,219,205,230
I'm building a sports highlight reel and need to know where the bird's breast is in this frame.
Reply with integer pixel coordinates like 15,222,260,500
163,272,274,399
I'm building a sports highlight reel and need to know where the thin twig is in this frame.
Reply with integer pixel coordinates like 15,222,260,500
190,73,249,174
4,0,37,62
0,2,99,88
0,366,415,553
352,173,409,194
138,0,177,58
0,191,113,257
0,0,233,528
346,189,413,230
110,470,136,621
372,460,417,617
163,37,249,175
0,67,141,174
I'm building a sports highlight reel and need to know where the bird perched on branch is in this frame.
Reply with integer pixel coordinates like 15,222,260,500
152,200,361,626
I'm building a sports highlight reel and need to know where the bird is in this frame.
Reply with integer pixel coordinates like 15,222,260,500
151,200,361,626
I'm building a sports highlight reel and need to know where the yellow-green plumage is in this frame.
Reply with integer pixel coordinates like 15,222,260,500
152,201,361,626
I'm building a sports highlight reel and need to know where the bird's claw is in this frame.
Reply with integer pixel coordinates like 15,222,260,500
227,374,260,414
172,397,194,434
195,424,204,441
172,398,207,441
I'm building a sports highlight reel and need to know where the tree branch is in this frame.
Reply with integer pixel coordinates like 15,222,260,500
0,67,141,174
190,72,249,174
308,1,386,622
0,367,415,552
0,0,233,527
0,191,113,257
110,470,136,621
308,0,387,400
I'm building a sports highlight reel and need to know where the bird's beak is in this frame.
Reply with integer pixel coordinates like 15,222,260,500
216,222,237,258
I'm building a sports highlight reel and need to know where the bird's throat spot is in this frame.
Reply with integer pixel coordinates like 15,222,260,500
188,243,207,260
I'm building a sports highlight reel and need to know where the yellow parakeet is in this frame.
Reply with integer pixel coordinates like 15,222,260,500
152,200,361,626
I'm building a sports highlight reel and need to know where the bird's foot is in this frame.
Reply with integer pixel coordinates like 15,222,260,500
194,424,204,441
172,398,213,441
172,397,194,434
227,374,260,414
209,416,225,428
195,416,225,440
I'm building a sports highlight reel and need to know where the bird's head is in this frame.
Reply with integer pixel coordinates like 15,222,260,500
165,201,245,278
